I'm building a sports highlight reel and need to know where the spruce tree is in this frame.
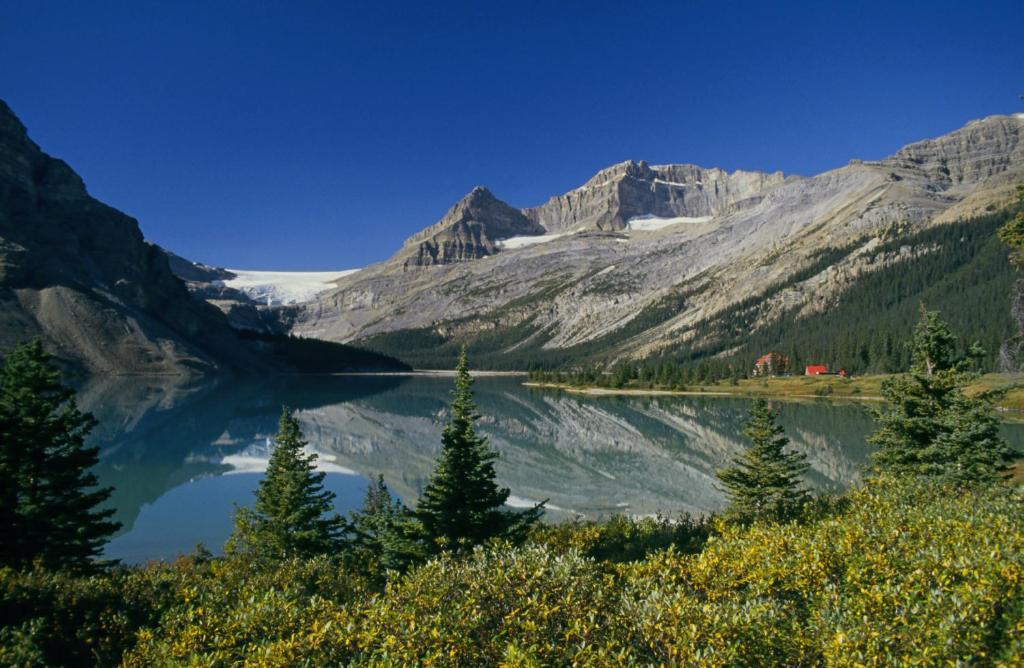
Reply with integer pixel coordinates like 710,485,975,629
716,399,809,524
0,339,119,571
416,348,543,552
347,474,425,580
869,308,1013,483
228,407,344,560
997,185,1024,264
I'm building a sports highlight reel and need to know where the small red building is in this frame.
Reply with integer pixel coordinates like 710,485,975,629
805,365,829,376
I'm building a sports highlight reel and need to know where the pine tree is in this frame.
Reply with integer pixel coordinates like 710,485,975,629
228,407,344,560
716,399,809,524
869,308,1013,483
347,474,425,580
0,339,119,571
416,348,543,552
997,185,1024,264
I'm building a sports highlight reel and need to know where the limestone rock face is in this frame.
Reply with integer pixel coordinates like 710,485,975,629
399,186,545,268
885,115,1024,189
163,249,234,283
524,160,787,232
0,100,271,375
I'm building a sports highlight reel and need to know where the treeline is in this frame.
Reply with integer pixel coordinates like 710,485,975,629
1,312,1022,664
360,206,1019,378
236,330,411,373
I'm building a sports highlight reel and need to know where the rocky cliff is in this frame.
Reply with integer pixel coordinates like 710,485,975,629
399,186,545,268
0,100,274,375
524,160,787,232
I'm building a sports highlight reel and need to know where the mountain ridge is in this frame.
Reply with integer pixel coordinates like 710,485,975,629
283,112,1024,368
0,100,407,375
0,99,277,375
399,185,546,268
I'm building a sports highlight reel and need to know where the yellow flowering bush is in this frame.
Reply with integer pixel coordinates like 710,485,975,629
621,479,1023,666
312,544,625,666
5,479,1021,666
528,513,710,563
124,555,368,666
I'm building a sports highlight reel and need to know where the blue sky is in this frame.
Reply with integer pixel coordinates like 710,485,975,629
1,1,1021,270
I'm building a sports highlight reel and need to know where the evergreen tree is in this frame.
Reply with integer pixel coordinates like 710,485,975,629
228,407,344,560
716,399,809,524
0,339,119,571
997,185,1024,264
347,475,426,580
416,348,544,552
869,308,1013,483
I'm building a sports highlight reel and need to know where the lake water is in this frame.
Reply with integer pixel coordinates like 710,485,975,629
80,374,1024,563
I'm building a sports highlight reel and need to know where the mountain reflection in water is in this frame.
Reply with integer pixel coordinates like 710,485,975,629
78,375,1024,562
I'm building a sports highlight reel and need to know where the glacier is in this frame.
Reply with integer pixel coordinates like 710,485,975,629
219,268,360,306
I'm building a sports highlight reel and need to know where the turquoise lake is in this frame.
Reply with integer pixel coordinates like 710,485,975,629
81,375,1024,563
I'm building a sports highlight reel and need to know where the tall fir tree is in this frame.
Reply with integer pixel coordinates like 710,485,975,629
416,348,543,552
228,407,344,560
716,399,809,524
996,185,1024,264
347,474,426,581
869,308,1013,483
0,339,119,571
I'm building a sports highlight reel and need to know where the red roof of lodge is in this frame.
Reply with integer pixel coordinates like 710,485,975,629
755,353,775,364
805,365,828,375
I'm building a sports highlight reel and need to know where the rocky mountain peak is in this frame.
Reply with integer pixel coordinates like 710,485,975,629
0,100,87,200
523,159,786,233
435,185,508,226
397,185,546,268
0,99,269,374
578,160,655,188
0,99,27,136
883,113,1024,190
466,184,494,199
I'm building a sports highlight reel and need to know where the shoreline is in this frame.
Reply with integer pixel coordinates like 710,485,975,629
522,381,884,402
523,375,1024,421
333,370,529,377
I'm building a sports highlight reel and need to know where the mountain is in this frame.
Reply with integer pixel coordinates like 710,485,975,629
289,113,1024,370
0,100,407,375
0,100,279,374
400,186,546,268
523,160,786,233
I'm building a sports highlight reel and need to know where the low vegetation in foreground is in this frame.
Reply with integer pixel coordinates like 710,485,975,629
1,314,1023,665
2,481,1021,666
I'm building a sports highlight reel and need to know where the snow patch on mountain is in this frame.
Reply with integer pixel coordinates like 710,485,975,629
219,269,360,305
496,233,568,249
626,215,713,231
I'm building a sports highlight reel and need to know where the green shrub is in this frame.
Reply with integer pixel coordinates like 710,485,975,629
0,561,182,666
620,478,1024,665
123,555,368,666
528,513,710,563
319,545,625,666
